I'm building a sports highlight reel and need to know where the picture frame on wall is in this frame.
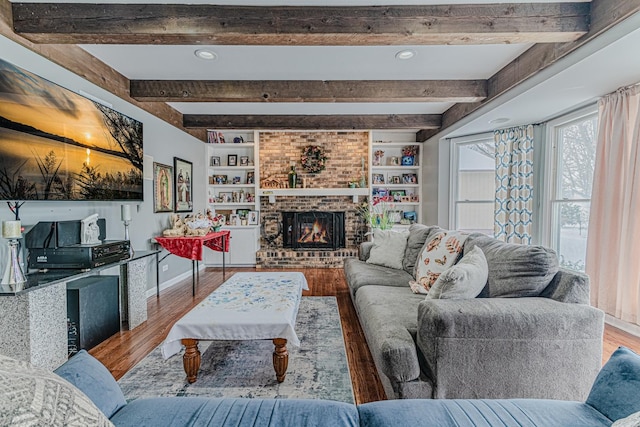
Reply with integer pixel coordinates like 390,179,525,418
153,162,174,213
228,154,238,166
174,157,193,213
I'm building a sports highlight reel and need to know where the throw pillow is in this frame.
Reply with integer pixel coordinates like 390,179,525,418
425,246,488,299
402,224,441,276
0,353,114,426
54,350,127,419
410,230,469,294
613,411,640,427
366,229,410,270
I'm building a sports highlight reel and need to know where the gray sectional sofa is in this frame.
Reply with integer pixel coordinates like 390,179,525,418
5,345,640,426
344,224,605,401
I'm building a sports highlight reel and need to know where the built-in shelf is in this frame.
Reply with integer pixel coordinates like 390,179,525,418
258,188,368,203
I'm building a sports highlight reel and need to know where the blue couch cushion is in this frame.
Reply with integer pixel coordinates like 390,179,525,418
587,346,640,422
110,397,359,427
358,399,610,427
54,350,127,419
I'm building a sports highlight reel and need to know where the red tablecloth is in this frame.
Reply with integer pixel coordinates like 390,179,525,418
154,231,230,261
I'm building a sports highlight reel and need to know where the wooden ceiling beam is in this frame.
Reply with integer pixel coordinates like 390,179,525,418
130,79,487,103
435,0,640,141
183,114,441,130
11,3,589,45
0,0,200,140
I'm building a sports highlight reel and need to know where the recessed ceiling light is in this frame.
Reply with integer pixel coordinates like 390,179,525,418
489,117,510,124
194,49,217,60
395,49,416,60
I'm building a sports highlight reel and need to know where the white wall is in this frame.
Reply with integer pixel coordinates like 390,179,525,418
0,35,206,291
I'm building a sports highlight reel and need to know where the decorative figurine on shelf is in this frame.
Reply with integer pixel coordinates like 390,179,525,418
81,213,101,245
373,150,384,166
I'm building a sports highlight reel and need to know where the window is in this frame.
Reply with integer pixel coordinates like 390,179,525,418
450,134,495,235
544,108,598,271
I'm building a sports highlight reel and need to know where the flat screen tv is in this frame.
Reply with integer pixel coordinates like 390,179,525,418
0,58,143,201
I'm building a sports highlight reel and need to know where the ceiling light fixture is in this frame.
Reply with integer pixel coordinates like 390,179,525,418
395,49,416,60
194,49,217,60
489,117,510,125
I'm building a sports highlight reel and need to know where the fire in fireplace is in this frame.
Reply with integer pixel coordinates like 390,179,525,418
282,211,345,250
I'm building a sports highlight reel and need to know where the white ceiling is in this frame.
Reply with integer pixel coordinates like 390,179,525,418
15,0,640,139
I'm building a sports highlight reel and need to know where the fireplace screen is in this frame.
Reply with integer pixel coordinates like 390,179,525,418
282,211,345,250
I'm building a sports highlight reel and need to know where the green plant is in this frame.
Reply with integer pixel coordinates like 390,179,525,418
357,201,394,230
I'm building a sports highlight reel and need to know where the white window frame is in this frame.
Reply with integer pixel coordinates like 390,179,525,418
449,132,495,231
541,104,598,256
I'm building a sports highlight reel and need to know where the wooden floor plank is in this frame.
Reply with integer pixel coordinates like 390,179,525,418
89,267,640,405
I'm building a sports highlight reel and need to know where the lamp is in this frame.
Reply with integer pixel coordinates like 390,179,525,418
121,205,135,258
1,220,26,292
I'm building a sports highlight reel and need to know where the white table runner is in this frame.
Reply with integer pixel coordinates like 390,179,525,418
161,272,309,359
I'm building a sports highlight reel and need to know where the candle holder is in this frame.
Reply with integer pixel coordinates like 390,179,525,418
121,205,135,258
1,220,26,292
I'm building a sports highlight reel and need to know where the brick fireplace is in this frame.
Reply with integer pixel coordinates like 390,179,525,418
282,211,345,250
256,131,369,269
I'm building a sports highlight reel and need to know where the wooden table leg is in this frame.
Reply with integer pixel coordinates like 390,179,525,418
182,338,201,384
272,338,288,383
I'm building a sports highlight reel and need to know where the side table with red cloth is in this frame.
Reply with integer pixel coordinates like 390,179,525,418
153,230,230,296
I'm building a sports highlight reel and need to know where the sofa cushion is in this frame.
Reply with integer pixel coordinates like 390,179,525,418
402,224,440,277
412,230,469,294
587,347,640,422
358,399,611,427
0,353,113,426
465,234,559,297
426,246,488,300
354,286,425,383
110,397,359,427
54,349,127,419
613,411,640,427
366,229,409,270
344,258,415,297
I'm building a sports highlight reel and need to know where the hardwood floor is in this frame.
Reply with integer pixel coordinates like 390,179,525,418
90,267,640,405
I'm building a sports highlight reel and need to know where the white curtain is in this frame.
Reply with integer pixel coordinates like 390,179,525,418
494,125,534,244
587,84,640,324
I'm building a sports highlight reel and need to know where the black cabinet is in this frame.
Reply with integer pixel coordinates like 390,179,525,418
67,275,119,355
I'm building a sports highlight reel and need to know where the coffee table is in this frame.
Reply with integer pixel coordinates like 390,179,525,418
161,272,309,384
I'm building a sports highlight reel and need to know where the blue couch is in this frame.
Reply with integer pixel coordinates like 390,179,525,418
45,346,640,426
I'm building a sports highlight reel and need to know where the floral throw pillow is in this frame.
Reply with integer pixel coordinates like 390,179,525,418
410,230,469,294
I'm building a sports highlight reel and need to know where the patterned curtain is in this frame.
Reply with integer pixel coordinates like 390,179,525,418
494,125,534,243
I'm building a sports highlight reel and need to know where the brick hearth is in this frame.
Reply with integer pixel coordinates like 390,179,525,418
257,131,370,268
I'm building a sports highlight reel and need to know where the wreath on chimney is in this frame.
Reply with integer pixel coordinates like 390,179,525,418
300,145,327,173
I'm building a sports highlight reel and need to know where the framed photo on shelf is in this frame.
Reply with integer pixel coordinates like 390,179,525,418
372,173,385,184
236,208,250,218
248,210,259,225
214,174,227,184
389,175,401,184
246,171,255,184
228,154,238,166
215,209,232,222
229,214,241,226
389,189,406,202
404,211,417,222
174,157,193,213
210,156,221,166
153,162,173,213
402,173,417,184
232,176,241,184
218,192,233,203
240,156,249,166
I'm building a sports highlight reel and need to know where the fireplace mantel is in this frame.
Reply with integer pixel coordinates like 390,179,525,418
258,188,368,203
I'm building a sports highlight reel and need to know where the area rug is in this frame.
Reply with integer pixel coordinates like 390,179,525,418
118,296,354,403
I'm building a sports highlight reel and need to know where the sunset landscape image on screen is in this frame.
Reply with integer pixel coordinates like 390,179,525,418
0,58,143,201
